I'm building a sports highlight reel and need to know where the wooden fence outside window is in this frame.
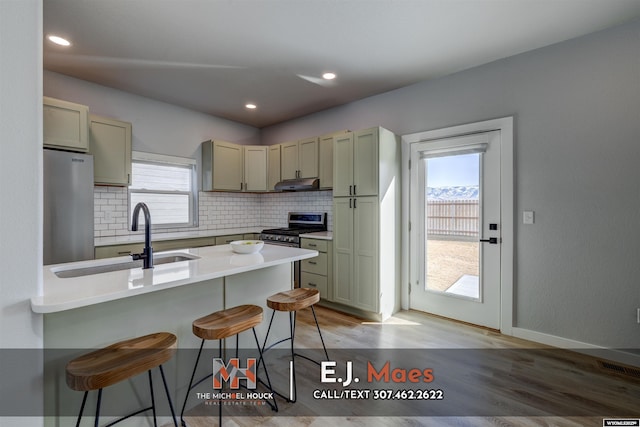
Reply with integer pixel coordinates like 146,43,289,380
426,200,479,238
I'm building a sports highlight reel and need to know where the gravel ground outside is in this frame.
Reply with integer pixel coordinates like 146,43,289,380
426,239,479,292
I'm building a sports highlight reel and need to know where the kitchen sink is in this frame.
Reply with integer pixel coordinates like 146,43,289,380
53,253,200,278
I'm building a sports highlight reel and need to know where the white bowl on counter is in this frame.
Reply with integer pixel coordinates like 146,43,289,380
230,240,264,254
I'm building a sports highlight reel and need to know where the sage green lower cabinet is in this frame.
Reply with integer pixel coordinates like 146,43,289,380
333,196,379,311
95,236,215,259
215,234,245,245
95,243,145,259
95,233,262,259
301,238,332,300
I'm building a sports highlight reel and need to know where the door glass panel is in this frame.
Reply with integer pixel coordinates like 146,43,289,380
424,153,480,300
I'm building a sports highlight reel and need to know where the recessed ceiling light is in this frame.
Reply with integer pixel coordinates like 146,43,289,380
322,72,336,80
47,35,71,46
245,103,257,109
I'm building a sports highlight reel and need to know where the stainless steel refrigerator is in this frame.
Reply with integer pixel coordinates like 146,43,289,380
43,149,95,265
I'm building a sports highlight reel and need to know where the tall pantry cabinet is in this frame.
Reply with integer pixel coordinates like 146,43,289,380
332,127,401,320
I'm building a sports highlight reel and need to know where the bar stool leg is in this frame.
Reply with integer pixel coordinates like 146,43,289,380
148,370,157,427
158,364,179,426
94,388,103,427
251,327,278,411
180,339,206,426
289,311,297,403
310,305,329,360
74,391,89,427
218,340,222,427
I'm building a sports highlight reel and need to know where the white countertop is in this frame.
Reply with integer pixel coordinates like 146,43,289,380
299,231,333,240
95,227,263,247
32,244,318,314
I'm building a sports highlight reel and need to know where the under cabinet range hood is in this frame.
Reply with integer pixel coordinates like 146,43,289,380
274,178,320,191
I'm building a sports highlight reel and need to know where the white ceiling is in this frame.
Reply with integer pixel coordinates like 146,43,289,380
43,0,640,128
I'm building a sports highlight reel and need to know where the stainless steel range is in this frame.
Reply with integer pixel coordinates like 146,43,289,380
260,212,327,286
260,212,327,247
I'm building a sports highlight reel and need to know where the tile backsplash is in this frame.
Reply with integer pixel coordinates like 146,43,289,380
94,186,333,238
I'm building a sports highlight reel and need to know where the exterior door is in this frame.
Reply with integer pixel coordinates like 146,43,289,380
409,131,501,329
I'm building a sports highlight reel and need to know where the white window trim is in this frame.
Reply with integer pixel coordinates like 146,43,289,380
129,151,198,229
132,151,196,166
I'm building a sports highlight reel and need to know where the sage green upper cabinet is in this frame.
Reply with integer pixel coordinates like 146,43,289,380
298,137,319,178
202,141,268,192
318,130,348,190
281,137,319,180
268,144,281,191
333,128,379,197
43,96,89,152
333,132,354,197
202,140,244,191
89,115,132,186
243,145,268,192
280,141,299,180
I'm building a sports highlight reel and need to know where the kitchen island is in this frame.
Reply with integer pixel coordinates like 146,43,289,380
34,244,318,426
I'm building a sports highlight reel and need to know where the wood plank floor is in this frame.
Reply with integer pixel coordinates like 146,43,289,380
173,306,640,427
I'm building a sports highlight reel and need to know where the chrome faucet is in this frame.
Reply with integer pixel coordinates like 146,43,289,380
131,202,153,269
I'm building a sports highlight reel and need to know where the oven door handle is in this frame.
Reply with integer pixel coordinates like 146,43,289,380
261,240,298,247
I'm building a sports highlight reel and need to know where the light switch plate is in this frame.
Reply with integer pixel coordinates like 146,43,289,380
523,211,534,224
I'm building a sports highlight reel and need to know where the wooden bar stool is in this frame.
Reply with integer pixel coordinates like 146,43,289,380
261,288,329,403
65,332,178,427
180,304,277,426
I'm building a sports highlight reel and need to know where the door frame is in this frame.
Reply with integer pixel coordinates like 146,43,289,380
401,117,514,335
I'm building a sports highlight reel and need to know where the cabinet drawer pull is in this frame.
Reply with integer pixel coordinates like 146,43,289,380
117,251,132,255
354,184,356,195
349,185,353,195
308,282,317,287
308,261,317,265
308,243,317,247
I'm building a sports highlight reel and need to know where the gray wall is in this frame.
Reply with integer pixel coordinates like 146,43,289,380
44,70,261,184
0,0,44,425
262,20,640,349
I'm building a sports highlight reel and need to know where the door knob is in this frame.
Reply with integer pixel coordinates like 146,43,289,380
480,237,498,244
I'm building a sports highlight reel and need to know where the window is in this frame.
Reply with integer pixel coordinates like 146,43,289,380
129,151,198,229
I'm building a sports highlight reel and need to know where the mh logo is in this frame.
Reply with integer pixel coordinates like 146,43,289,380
213,358,257,389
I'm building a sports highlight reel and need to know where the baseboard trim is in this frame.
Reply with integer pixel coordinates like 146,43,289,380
512,327,640,367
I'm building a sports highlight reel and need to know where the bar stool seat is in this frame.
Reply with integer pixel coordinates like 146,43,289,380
192,304,263,340
267,288,320,312
181,304,277,426
66,332,178,426
261,288,329,403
